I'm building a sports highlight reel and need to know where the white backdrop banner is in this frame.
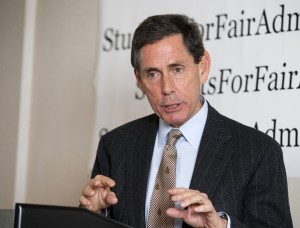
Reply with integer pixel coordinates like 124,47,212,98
92,0,300,177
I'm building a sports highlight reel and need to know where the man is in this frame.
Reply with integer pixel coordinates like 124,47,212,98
80,14,293,228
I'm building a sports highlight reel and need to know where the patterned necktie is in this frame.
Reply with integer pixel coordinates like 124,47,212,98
147,129,182,228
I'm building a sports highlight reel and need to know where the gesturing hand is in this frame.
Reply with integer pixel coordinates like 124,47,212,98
79,175,118,212
167,188,227,228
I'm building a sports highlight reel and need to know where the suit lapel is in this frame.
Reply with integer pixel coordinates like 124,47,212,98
125,106,234,226
126,115,159,227
189,105,233,197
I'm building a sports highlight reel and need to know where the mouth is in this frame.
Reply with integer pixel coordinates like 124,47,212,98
166,104,179,108
161,103,182,112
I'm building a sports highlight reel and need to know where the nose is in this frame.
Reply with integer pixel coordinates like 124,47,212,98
161,74,174,95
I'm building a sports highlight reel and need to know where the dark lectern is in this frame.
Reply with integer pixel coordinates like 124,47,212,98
14,203,133,228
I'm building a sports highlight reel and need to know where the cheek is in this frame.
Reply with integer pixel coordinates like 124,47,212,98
189,76,201,92
147,94,161,107
144,88,161,105
143,84,161,98
180,83,201,104
182,79,200,94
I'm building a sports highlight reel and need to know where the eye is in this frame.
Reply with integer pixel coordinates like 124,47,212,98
147,72,158,78
174,67,183,73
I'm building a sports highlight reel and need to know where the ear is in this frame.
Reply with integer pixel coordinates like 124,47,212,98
198,51,211,84
134,69,145,93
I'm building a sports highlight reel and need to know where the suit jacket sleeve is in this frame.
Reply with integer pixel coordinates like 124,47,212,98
230,138,293,227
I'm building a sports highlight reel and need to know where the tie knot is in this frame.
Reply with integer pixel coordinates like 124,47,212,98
167,129,182,146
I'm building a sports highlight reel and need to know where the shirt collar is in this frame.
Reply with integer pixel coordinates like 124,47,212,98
157,95,208,150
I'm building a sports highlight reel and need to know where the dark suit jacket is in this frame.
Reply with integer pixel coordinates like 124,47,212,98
92,104,293,228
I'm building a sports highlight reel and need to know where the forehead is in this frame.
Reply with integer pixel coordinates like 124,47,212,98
140,34,185,54
139,34,192,68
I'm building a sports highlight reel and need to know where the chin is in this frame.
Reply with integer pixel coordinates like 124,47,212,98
166,119,184,128
161,114,185,127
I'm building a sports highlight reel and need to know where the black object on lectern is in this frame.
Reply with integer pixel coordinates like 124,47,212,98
14,203,134,228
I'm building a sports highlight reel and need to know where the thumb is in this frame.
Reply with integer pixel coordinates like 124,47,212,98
105,191,118,205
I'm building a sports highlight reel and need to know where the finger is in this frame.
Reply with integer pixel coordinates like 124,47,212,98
169,190,210,209
169,188,207,200
166,207,186,219
194,203,214,213
97,190,118,209
170,188,207,197
83,176,116,197
168,187,188,195
90,175,116,188
105,191,118,205
79,195,91,207
180,194,210,209
169,188,201,201
82,184,97,197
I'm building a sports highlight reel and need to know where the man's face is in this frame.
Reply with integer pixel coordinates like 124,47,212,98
135,34,210,128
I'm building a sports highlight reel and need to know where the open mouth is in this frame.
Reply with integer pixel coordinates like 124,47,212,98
166,104,179,108
162,103,181,112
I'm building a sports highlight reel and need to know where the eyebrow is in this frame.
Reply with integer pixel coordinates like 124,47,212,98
144,62,184,71
168,62,184,68
144,67,160,73
141,61,185,75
